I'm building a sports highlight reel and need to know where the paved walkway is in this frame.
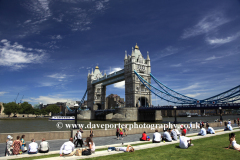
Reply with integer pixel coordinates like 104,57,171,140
0,126,233,159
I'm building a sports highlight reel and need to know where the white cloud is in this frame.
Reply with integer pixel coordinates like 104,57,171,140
51,35,63,39
113,81,125,89
47,73,66,79
23,0,51,22
152,46,180,61
182,12,230,39
185,93,201,98
0,92,8,96
96,1,104,10
26,95,69,105
205,55,223,61
171,63,182,67
206,32,240,45
106,67,125,89
109,67,122,74
0,39,46,70
46,73,68,81
38,82,56,87
24,20,32,24
176,83,200,92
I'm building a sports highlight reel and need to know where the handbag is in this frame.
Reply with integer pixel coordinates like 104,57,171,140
82,149,91,156
24,146,27,151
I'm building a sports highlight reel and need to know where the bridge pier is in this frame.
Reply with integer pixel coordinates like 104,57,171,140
111,108,162,122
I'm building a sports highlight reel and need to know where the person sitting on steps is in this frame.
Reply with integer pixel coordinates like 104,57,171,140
140,131,150,141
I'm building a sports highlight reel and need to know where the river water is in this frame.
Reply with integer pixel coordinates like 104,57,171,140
0,115,239,133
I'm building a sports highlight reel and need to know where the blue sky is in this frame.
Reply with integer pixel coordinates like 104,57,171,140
0,0,240,105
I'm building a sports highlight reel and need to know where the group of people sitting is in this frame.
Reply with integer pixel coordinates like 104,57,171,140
198,124,216,136
140,127,180,143
224,120,233,131
60,136,95,156
5,135,50,156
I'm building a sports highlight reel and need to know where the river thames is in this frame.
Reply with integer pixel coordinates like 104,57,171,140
0,115,239,133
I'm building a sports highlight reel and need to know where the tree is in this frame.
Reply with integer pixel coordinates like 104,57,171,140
33,108,41,116
3,102,20,117
41,108,48,116
19,102,34,115
46,104,60,116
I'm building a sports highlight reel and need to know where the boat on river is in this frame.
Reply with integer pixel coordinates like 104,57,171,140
49,116,75,121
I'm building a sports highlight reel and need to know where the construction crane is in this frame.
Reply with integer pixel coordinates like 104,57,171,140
20,95,24,103
14,93,19,103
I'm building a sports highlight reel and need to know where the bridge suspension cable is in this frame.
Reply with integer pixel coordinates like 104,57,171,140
135,70,240,105
135,71,196,104
78,89,88,110
66,89,88,112
200,85,240,104
150,73,197,101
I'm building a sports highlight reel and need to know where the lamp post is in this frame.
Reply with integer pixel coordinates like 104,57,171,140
74,103,79,129
219,107,223,122
173,106,177,124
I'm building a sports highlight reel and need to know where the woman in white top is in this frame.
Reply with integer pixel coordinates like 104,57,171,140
226,133,240,151
86,137,95,153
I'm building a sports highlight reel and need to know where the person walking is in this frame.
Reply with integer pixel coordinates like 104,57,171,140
79,128,84,133
75,131,83,148
116,126,120,140
123,124,128,137
90,128,93,138
73,133,78,146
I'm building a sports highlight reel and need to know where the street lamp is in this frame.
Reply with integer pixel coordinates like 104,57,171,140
173,106,177,124
219,107,223,122
74,103,79,129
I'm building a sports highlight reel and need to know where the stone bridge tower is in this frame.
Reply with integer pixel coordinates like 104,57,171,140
87,66,106,110
124,44,152,107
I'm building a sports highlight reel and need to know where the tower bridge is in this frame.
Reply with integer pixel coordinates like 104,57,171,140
66,44,240,121
87,44,152,111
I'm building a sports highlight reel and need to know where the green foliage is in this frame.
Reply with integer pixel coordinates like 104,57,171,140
88,131,240,160
33,108,41,116
41,108,48,116
46,104,60,114
3,102,20,116
19,102,34,114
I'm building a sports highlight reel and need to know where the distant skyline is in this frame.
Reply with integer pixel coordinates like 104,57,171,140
0,0,240,105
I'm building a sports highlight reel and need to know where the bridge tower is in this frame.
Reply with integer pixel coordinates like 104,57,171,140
124,44,152,107
87,66,106,110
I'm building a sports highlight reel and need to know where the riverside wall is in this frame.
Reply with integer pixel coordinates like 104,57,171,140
0,121,232,143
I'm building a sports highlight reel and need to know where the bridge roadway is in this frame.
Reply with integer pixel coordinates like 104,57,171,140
92,69,124,86
94,103,240,112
